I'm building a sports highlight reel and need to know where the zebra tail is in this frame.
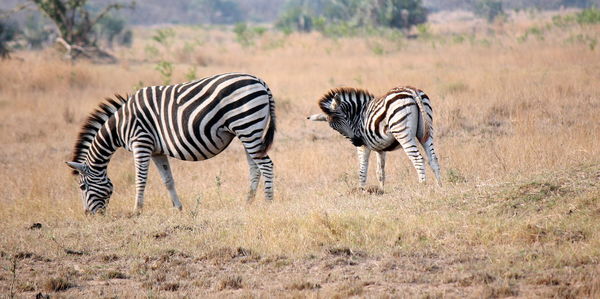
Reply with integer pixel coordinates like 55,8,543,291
258,87,276,157
413,89,431,144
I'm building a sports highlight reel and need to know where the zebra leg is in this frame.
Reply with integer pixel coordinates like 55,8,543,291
393,133,426,183
132,143,152,212
357,146,371,189
250,155,274,201
376,151,386,191
245,152,261,202
422,136,442,186
151,155,183,210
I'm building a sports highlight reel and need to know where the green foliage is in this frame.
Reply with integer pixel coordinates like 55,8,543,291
233,23,267,47
566,33,597,50
369,41,385,55
416,23,432,39
378,0,428,30
0,20,19,58
185,66,197,81
155,60,173,85
152,28,175,47
233,23,252,47
518,26,545,42
550,8,600,30
446,168,467,184
474,0,504,23
97,14,126,48
275,3,314,32
276,0,427,37
253,26,267,36
575,7,600,24
144,45,160,59
551,14,576,28
452,34,466,44
133,80,145,91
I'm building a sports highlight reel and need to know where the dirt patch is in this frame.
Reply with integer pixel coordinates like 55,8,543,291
3,246,597,297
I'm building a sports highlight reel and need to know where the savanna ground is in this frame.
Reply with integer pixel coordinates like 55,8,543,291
1,10,600,298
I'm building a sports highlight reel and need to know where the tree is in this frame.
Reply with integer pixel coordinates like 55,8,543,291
275,0,315,32
202,0,244,24
97,14,125,48
276,0,428,35
474,0,504,23
381,0,428,30
30,0,134,61
0,4,30,59
0,20,18,59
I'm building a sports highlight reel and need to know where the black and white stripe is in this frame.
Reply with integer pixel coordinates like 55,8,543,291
67,73,276,213
308,86,441,190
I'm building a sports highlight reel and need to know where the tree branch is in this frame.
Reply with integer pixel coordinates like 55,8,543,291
0,3,33,19
90,2,134,28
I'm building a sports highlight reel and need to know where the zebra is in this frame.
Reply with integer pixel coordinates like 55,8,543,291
66,73,276,214
307,86,441,191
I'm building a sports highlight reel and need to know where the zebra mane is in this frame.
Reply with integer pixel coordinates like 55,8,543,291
318,87,374,115
70,94,129,175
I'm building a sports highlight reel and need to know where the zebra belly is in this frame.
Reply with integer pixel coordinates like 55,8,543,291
366,134,400,152
161,128,235,161
381,139,400,151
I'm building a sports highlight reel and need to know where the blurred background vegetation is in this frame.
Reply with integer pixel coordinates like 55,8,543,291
1,0,599,60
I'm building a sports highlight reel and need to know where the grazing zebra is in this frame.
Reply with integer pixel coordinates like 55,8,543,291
66,73,276,214
308,86,441,190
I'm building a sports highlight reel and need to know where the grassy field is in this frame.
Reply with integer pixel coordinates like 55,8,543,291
1,11,600,297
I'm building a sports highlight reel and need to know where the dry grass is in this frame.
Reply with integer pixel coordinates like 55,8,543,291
1,11,599,297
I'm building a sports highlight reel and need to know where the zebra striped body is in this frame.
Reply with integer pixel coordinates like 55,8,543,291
67,73,276,213
308,86,441,190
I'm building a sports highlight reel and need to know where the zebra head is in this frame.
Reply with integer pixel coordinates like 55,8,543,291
66,161,113,214
309,91,365,147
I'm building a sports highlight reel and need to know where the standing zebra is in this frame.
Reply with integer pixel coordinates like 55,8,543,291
66,73,276,214
308,86,441,190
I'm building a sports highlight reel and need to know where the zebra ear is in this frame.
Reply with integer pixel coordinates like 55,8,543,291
330,93,341,111
66,161,87,175
307,114,327,122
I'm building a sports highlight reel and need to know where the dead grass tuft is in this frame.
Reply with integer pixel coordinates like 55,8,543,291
327,247,354,256
161,282,180,291
479,281,519,298
336,281,365,297
101,270,128,280
100,254,120,262
286,281,322,290
42,277,73,292
217,275,244,290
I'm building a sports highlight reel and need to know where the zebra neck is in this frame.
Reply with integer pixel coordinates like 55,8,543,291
351,102,370,137
85,123,122,174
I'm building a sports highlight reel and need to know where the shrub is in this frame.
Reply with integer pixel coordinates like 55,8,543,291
275,0,427,36
43,277,73,292
97,14,126,48
0,20,19,58
576,8,600,25
155,60,173,85
474,0,504,23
